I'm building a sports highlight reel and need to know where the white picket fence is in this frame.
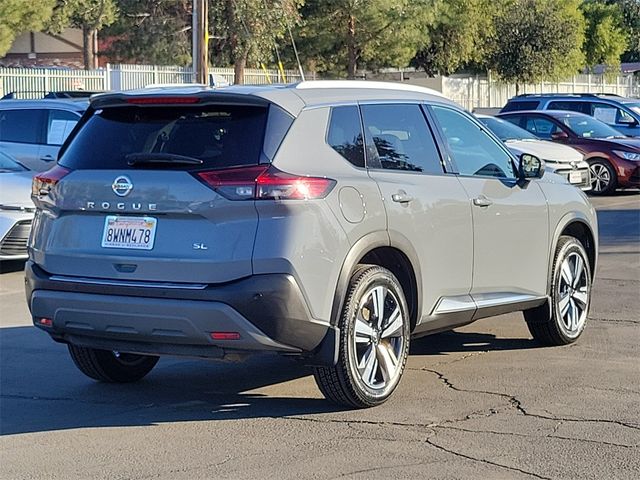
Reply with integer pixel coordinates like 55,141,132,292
443,73,640,111
0,64,305,98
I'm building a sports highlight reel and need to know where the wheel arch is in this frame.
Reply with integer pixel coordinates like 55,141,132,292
547,213,598,293
330,231,422,332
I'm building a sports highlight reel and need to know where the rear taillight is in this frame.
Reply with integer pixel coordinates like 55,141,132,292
196,165,336,201
32,165,71,197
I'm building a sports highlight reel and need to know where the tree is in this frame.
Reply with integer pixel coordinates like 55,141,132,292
49,0,118,69
413,0,493,76
296,0,438,79
209,0,302,85
581,1,628,72
486,0,586,92
101,1,192,66
0,0,57,57
608,0,640,62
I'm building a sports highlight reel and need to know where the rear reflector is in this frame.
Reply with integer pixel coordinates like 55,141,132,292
210,332,241,340
38,318,53,327
32,165,71,196
196,165,336,201
126,96,200,105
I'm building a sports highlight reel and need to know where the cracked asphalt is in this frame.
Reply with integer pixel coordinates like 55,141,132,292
1,192,639,480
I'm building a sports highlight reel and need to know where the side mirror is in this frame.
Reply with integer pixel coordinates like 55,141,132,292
551,131,569,140
618,117,639,127
518,154,545,180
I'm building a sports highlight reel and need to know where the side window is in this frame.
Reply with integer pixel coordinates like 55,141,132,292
360,104,443,174
0,109,43,144
523,116,562,140
547,101,587,114
590,102,633,126
327,106,365,168
501,101,540,112
47,110,80,146
431,105,515,179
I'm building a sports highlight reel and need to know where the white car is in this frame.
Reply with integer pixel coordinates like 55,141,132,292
0,151,36,260
477,114,591,190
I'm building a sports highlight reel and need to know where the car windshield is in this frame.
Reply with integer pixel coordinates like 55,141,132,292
559,114,622,139
0,152,27,172
479,116,539,141
627,103,640,116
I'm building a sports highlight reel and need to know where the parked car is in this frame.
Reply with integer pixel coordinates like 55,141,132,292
500,93,640,137
1,90,101,100
0,151,36,260
498,110,640,195
0,99,86,171
476,114,590,190
27,82,598,407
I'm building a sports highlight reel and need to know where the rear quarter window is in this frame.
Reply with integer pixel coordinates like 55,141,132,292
501,101,540,112
327,106,365,168
59,105,268,170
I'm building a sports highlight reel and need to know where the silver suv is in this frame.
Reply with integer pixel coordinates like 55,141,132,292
26,82,598,408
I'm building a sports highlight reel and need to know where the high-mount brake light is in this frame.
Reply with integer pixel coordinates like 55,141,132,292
32,165,71,196
126,96,200,105
196,165,336,201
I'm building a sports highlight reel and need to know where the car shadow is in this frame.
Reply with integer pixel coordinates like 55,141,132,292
0,259,26,274
0,324,545,436
596,208,640,246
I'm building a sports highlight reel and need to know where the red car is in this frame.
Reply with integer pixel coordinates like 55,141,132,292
498,110,640,195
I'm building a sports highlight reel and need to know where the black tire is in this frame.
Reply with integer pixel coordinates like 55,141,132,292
313,265,410,408
524,236,592,346
68,344,159,383
588,160,617,195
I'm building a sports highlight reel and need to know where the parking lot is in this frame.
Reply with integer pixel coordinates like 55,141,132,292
0,192,638,480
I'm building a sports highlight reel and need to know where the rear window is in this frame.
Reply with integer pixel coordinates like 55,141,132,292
59,105,268,170
501,101,540,112
547,101,588,114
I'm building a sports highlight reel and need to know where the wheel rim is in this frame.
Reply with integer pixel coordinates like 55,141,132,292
351,285,405,390
590,163,610,192
557,252,589,337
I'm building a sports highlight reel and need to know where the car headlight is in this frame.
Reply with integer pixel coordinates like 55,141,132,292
613,150,640,161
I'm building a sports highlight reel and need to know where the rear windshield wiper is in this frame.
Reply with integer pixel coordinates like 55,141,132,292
125,153,204,166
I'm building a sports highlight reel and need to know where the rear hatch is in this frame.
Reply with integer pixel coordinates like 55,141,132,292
30,93,281,284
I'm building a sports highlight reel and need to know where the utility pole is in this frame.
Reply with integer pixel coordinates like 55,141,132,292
192,0,208,84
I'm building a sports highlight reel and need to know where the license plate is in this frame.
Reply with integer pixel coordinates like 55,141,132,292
101,216,157,250
569,171,583,184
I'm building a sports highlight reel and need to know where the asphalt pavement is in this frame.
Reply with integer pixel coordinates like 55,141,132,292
1,192,638,480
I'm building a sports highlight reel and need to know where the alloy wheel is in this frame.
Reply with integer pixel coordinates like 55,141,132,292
590,163,610,193
556,252,589,337
351,285,406,390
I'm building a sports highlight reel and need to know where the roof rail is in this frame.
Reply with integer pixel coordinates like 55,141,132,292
514,92,622,98
295,80,446,98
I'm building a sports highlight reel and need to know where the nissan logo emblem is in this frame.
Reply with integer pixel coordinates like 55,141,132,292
112,176,133,197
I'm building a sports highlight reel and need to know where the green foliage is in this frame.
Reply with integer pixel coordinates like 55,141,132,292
295,0,438,78
413,0,494,76
101,1,192,65
582,1,628,71
49,0,118,33
608,0,640,62
209,0,302,69
0,0,57,56
486,0,586,86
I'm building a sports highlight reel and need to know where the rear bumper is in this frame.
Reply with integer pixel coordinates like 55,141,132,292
25,261,336,362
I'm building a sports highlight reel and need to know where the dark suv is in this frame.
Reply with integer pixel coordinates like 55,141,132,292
501,94,640,137
498,110,640,194
27,82,598,407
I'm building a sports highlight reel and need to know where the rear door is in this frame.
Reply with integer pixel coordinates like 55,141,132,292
362,103,474,327
429,105,549,302
0,108,45,170
30,100,273,284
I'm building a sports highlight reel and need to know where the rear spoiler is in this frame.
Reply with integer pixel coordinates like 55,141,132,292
90,91,271,109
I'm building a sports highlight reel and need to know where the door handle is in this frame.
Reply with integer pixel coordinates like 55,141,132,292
391,191,414,204
40,155,54,161
473,196,493,207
